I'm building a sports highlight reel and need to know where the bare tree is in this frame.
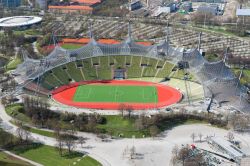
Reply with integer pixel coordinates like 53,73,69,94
118,103,126,117
227,132,234,142
171,144,179,165
97,134,108,141
22,126,31,144
229,114,249,131
126,105,134,119
135,117,144,130
54,124,64,156
177,145,190,166
172,145,179,158
190,133,196,143
15,123,30,145
130,146,136,159
16,127,25,143
198,133,203,143
174,145,206,166
149,125,160,137
63,133,76,154
78,136,86,148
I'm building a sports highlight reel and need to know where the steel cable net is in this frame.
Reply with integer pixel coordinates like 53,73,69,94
195,61,235,82
69,39,158,58
204,78,249,112
13,55,40,83
10,38,250,112
13,46,71,85
177,49,250,112
182,49,206,71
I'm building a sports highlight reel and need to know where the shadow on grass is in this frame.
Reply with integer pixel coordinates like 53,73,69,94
9,143,85,160
157,118,206,132
8,143,43,155
61,151,84,159
0,160,29,166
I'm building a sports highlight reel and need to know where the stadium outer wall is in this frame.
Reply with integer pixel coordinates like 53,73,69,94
51,80,182,110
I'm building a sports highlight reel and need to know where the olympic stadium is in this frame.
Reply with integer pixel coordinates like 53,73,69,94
4,26,250,113
0,16,42,28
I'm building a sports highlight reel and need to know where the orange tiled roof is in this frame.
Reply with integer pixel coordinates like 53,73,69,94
71,0,101,4
48,5,93,11
136,41,153,46
62,38,120,44
98,39,120,44
62,38,153,46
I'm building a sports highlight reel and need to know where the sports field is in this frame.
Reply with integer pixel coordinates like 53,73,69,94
73,85,158,103
52,80,182,110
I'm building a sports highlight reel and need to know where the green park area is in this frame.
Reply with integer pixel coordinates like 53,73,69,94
10,145,101,166
0,151,31,166
6,57,22,71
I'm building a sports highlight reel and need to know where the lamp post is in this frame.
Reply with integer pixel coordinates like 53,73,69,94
184,73,191,105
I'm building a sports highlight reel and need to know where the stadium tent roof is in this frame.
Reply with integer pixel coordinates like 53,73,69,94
236,9,250,16
0,16,42,28
10,35,250,113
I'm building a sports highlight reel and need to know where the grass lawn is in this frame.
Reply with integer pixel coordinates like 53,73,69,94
0,151,31,166
191,25,237,37
74,85,158,103
171,70,196,82
11,144,101,166
97,115,220,138
5,104,31,124
13,29,41,36
232,68,250,85
29,128,55,138
6,57,22,71
81,156,101,166
204,53,221,62
61,44,83,50
97,115,149,138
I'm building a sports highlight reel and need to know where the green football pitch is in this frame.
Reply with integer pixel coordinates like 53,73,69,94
73,85,158,103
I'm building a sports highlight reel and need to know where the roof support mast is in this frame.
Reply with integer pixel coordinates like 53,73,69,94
198,32,202,52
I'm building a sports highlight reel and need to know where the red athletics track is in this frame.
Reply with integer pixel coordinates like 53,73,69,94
51,80,182,110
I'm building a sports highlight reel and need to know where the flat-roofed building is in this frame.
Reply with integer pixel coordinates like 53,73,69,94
35,0,47,9
236,9,250,16
197,3,218,15
48,5,93,14
70,0,101,6
0,0,20,8
236,8,250,24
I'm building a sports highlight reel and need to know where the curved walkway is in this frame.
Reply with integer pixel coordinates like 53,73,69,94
0,103,111,166
1,103,250,166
